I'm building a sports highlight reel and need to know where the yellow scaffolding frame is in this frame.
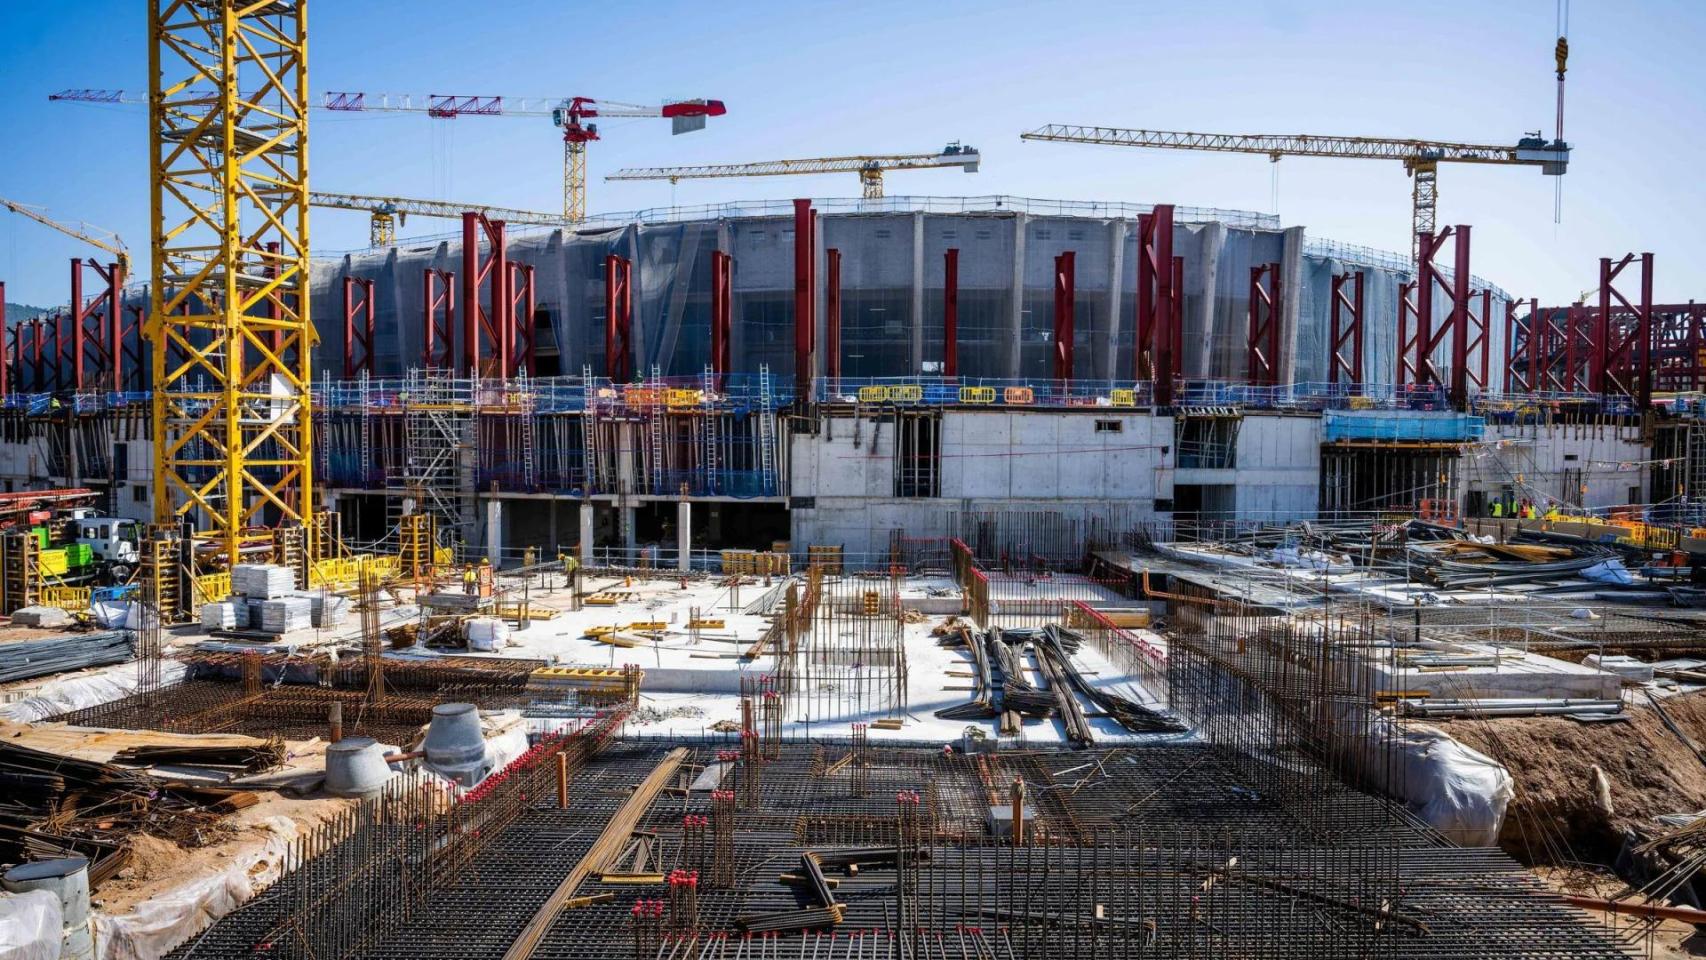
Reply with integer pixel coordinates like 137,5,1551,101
148,0,314,569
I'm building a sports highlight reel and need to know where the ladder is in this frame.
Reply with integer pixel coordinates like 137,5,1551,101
514,371,537,491
357,370,372,484
756,365,778,496
702,366,719,495
582,364,603,493
648,365,665,494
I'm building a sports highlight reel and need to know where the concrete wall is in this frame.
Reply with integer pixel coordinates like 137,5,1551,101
1473,421,1649,511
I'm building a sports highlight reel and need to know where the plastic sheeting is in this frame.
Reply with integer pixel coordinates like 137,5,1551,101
1355,712,1514,847
0,662,187,724
307,206,1513,391
0,890,62,960
92,816,297,960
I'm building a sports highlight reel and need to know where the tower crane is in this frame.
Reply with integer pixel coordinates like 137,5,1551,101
608,143,981,199
50,88,727,224
319,91,726,222
309,191,573,246
0,196,129,273
1020,32,1571,263
1022,125,1569,263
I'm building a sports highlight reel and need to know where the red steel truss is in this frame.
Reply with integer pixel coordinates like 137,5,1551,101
1246,261,1281,386
604,254,633,382
943,248,959,378
1328,270,1364,386
342,276,376,377
1135,204,1180,406
423,268,455,370
461,212,511,378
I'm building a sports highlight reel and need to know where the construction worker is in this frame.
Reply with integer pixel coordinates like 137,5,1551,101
1491,499,1504,519
1544,505,1562,520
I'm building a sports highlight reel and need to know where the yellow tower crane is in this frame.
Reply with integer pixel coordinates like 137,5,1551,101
0,196,130,273
148,0,313,570
606,143,982,199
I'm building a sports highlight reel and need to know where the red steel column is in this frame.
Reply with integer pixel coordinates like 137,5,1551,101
604,254,632,382
825,248,842,381
509,262,536,377
943,248,959,378
792,198,815,388
108,260,124,391
1053,251,1075,382
1136,205,1176,405
462,213,479,377
0,285,7,398
70,259,85,390
710,251,732,389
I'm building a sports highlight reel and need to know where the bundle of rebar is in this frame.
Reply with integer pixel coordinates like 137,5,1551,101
1041,625,1188,734
0,629,133,683
112,737,286,772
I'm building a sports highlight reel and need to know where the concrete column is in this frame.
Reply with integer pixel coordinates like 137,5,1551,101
1194,222,1226,379
911,211,925,373
1279,225,1307,387
1104,218,1126,380
1009,213,1028,378
677,500,692,571
485,498,503,567
578,501,595,563
621,506,637,561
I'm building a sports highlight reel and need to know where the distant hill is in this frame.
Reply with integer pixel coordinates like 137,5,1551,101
4,302,51,324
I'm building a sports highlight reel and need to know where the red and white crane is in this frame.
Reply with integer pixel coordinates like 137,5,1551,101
49,88,727,223
320,92,727,221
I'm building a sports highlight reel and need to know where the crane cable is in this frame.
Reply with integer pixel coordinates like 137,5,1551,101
1553,0,1569,224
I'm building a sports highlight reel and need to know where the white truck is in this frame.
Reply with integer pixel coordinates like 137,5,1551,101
73,515,142,580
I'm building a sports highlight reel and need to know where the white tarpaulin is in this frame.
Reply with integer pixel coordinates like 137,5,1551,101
0,889,63,960
92,817,297,960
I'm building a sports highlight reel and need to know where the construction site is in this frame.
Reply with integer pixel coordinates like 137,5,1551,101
5,2,1706,959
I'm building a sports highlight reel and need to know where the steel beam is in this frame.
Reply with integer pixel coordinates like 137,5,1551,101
1595,252,1655,408
509,261,536,377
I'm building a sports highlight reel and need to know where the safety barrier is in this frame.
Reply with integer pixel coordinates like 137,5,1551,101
39,585,91,612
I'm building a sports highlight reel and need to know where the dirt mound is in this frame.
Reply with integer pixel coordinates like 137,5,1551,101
1444,690,1706,864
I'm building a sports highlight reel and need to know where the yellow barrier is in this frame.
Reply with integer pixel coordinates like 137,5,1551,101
1003,386,1035,404
40,586,91,612
857,385,889,403
666,388,705,408
194,572,231,605
1110,388,1136,407
959,386,995,404
890,385,922,403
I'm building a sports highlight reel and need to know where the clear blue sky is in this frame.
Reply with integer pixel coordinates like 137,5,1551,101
1,1,1701,307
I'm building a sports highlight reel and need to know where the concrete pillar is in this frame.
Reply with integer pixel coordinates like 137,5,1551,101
578,501,595,564
485,498,503,567
677,500,692,571
911,211,925,373
1194,222,1226,379
621,506,637,560
1104,218,1125,380
1279,225,1308,387
1009,213,1029,378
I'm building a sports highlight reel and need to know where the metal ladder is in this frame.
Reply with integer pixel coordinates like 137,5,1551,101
756,365,778,496
702,366,719,495
582,364,603,493
517,371,537,490
647,364,665,494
